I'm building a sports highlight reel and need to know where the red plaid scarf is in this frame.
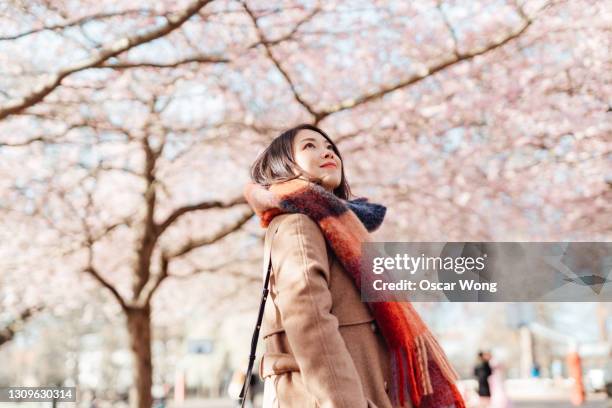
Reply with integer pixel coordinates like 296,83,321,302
244,178,465,408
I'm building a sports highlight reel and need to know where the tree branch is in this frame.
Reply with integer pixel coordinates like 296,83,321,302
84,265,130,311
79,188,130,311
314,6,534,123
167,210,253,259
0,123,91,147
245,6,319,50
241,2,322,118
436,0,460,58
156,194,247,236
0,0,214,120
0,8,155,41
0,306,43,347
100,55,230,70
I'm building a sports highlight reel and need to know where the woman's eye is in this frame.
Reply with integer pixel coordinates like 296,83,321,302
305,143,315,148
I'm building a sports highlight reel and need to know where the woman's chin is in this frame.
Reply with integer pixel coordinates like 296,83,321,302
321,180,340,192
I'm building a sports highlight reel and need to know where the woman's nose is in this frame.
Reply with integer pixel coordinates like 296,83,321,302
322,150,334,159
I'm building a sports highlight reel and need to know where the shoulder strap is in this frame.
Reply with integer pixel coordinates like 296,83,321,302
239,219,281,407
238,260,271,407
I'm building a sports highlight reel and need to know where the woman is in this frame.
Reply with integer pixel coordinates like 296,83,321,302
243,124,464,408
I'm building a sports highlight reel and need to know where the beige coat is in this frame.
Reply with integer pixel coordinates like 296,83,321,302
258,213,411,408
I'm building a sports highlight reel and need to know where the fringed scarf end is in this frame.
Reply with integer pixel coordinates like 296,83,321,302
389,338,466,408
390,344,424,408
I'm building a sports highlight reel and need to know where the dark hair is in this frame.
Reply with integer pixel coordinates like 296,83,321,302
250,124,353,200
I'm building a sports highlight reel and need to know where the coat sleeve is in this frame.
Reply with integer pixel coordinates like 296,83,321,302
270,213,371,408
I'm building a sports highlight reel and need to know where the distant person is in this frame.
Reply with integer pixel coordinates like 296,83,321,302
531,362,541,378
474,351,493,407
89,393,99,408
488,355,512,408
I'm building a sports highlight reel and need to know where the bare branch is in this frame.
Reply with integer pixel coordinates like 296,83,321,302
167,209,253,259
0,123,91,147
84,265,130,311
137,208,255,306
435,0,460,57
167,257,254,279
0,136,47,147
0,0,214,120
100,55,230,70
241,2,322,118
92,217,135,242
245,6,319,50
135,199,252,306
315,7,534,122
0,8,155,41
156,194,247,236
0,306,43,346
76,187,131,310
172,266,261,282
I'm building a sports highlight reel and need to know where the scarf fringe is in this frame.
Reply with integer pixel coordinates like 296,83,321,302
390,334,466,408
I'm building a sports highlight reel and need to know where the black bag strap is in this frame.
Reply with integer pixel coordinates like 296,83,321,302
238,230,275,407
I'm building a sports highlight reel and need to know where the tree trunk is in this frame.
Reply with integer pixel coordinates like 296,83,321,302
126,305,153,408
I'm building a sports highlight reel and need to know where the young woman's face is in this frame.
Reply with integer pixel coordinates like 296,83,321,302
292,129,342,192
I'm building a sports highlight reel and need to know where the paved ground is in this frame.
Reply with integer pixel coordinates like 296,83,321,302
513,399,609,408
2,394,608,407
167,395,611,408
